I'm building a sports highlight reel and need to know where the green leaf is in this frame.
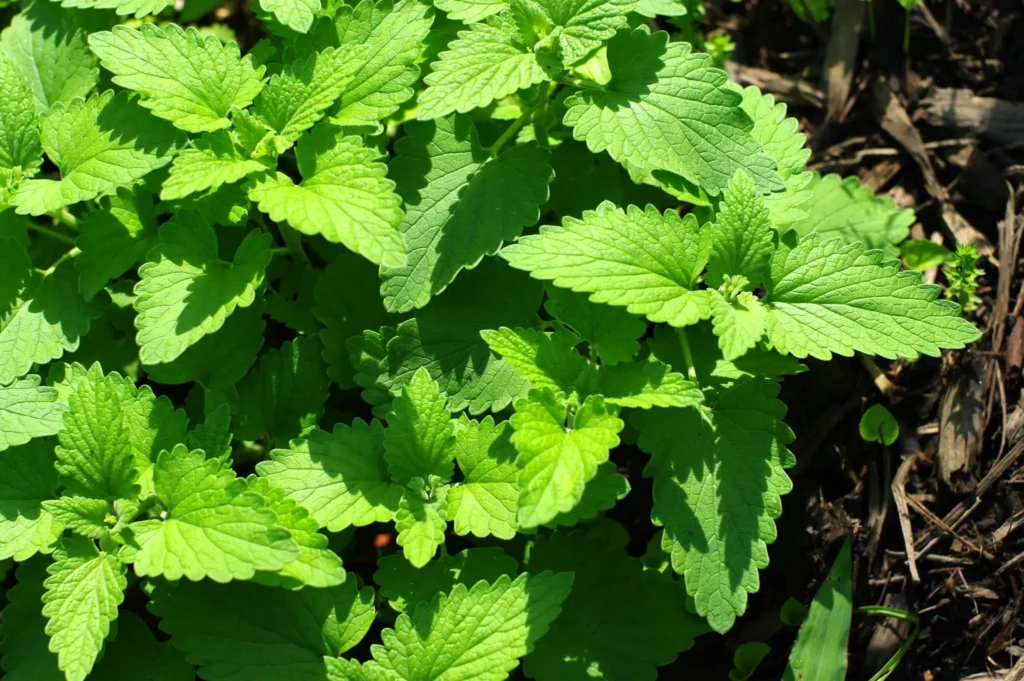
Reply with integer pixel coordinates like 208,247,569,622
257,420,402,531
635,376,795,633
764,233,982,360
133,211,271,365
143,300,266,392
42,537,127,681
523,0,637,66
707,172,775,289
481,327,589,395
0,7,98,113
11,91,185,216
234,336,330,446
380,116,552,312
162,129,273,201
738,85,810,179
57,362,189,498
75,187,158,301
385,368,456,483
522,521,705,681
331,0,435,128
189,403,233,459
328,572,573,681
374,546,518,612
633,0,687,16
150,577,376,681
502,202,712,327
253,45,363,142
0,51,43,174
315,252,400,389
858,404,899,445
445,415,519,539
395,477,449,567
544,285,645,365
56,0,176,18
418,18,550,119
55,363,140,500
0,440,62,561
0,559,63,681
89,24,265,133
900,239,953,272
542,460,627,527
785,173,914,256
729,642,771,681
564,27,782,197
782,540,852,681
597,358,703,409
434,0,507,23
87,612,194,681
261,0,321,32
121,445,300,582
376,259,542,415
40,497,111,540
247,476,347,589
0,243,102,385
0,376,67,453
248,123,405,267
710,291,768,361
511,389,623,528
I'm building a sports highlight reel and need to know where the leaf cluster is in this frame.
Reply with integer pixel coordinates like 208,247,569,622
0,0,980,679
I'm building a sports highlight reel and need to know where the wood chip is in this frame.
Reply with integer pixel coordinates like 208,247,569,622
871,77,997,260
937,357,986,491
824,0,863,122
919,88,1024,147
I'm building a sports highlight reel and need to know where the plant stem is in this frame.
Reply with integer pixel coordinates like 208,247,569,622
856,606,920,681
677,329,698,383
867,0,877,41
279,224,309,264
26,222,77,246
553,75,602,91
50,207,79,231
44,247,81,275
531,82,557,148
489,108,534,158
270,246,290,257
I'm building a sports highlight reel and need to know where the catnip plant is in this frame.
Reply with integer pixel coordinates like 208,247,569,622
0,0,979,679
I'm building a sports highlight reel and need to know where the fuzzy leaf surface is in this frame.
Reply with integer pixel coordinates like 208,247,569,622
133,211,271,365
380,116,551,312
502,202,711,327
88,24,265,133
511,389,623,528
257,420,402,531
764,234,983,360
248,123,405,267
42,537,127,681
564,28,782,197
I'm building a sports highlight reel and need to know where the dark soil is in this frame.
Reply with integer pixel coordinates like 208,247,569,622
673,1,1024,679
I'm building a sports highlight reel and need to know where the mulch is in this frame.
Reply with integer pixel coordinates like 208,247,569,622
677,1,1024,678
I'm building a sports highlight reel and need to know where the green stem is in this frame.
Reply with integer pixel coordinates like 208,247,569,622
856,606,920,681
50,207,79,231
279,224,309,264
531,82,558,148
867,0,877,41
677,329,698,383
27,222,77,246
553,75,602,91
270,247,290,257
489,107,534,158
44,247,81,275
